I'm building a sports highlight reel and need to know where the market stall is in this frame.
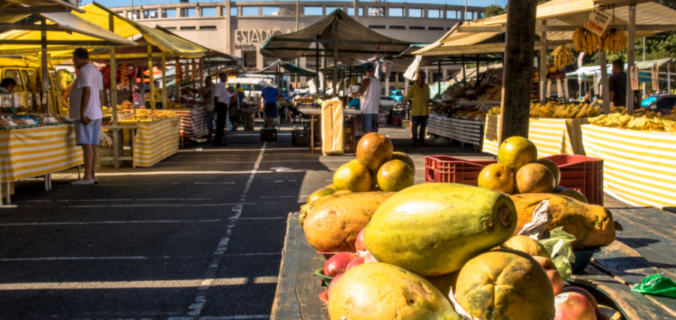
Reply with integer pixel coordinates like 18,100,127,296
128,117,180,168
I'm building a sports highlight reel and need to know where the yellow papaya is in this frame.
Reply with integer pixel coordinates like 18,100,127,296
511,194,616,249
303,192,394,252
498,235,551,259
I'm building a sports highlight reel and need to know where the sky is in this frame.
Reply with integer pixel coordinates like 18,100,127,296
87,0,509,9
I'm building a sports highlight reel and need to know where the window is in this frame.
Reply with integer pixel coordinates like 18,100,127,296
429,26,444,31
428,9,441,19
201,7,217,17
242,7,258,16
21,70,30,91
389,8,403,17
304,7,322,16
369,25,385,29
368,8,384,16
466,11,472,20
264,58,277,67
262,7,279,15
143,9,158,19
389,25,405,29
347,7,363,16
200,26,217,30
180,26,196,30
326,7,341,14
4,70,23,92
164,26,177,30
162,9,176,18
409,8,422,18
409,26,425,30
128,11,140,20
230,7,238,16
243,51,257,68
181,8,195,17
446,10,457,19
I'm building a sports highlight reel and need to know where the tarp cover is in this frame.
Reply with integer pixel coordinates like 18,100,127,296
260,9,411,62
253,60,316,76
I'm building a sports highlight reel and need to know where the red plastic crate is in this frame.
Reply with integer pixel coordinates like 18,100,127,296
424,155,604,206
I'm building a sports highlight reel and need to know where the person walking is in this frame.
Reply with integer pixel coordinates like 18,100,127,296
351,65,382,133
406,71,430,147
608,59,642,108
213,72,229,146
261,80,278,128
69,48,105,185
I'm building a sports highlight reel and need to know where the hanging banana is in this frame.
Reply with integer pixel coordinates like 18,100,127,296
552,44,575,70
601,28,627,54
573,28,601,55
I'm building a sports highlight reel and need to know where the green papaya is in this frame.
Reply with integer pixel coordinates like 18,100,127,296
364,183,517,276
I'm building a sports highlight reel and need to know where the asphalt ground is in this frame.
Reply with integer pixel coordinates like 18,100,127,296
0,120,493,320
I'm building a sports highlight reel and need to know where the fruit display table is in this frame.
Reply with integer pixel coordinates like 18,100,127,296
119,117,181,168
427,114,484,147
0,124,83,204
581,124,676,208
299,108,361,154
483,114,588,157
174,107,208,142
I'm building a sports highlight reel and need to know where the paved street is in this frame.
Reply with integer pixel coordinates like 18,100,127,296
0,121,490,320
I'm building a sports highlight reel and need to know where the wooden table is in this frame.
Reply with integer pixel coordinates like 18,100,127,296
271,207,676,320
299,108,361,155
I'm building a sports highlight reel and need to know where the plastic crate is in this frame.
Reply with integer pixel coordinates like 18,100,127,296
424,155,604,205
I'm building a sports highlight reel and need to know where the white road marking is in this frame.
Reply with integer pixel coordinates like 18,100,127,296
223,253,281,256
0,256,148,262
252,276,278,284
168,315,269,320
64,203,257,208
178,147,304,153
20,198,215,204
187,141,268,317
51,170,304,179
259,196,296,198
136,198,212,201
0,277,273,290
233,217,286,220
0,219,221,227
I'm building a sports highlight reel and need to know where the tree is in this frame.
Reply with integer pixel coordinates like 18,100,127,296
483,5,506,18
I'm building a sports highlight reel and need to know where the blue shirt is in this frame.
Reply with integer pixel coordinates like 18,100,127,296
262,86,278,104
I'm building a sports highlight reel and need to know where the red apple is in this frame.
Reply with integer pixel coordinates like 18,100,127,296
554,292,597,320
563,287,598,314
323,252,358,277
319,289,329,303
328,272,345,298
534,256,564,295
345,257,365,271
355,229,366,252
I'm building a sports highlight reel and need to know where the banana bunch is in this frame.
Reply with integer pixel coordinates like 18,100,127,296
349,77,357,86
573,28,601,55
589,113,676,133
488,106,501,115
601,28,627,54
529,101,602,118
552,45,575,69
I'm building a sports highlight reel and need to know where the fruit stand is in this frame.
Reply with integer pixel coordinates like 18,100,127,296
298,108,361,154
115,111,181,168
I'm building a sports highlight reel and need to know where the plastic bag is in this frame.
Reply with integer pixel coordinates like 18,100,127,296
539,227,576,279
631,274,676,298
518,200,552,241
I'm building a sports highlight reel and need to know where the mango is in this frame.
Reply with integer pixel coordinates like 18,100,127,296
511,194,616,249
365,183,517,276
329,262,462,320
455,250,555,320
303,192,394,252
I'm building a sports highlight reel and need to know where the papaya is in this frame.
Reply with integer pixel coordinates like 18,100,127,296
303,192,394,252
511,194,616,249
329,263,462,320
455,250,555,320
299,191,354,227
498,235,551,259
424,272,459,299
307,188,337,205
365,183,517,276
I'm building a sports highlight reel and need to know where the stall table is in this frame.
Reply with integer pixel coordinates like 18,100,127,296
117,117,181,168
271,208,676,320
483,115,587,157
581,125,676,208
299,108,361,154
427,114,484,149
0,124,83,204
174,107,208,144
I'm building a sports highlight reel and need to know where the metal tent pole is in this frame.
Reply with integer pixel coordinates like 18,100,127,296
626,0,637,112
108,14,119,168
148,46,155,110
40,18,49,113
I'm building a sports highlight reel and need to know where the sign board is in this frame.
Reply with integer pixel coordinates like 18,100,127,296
578,52,585,67
630,66,640,91
652,65,660,91
585,9,611,37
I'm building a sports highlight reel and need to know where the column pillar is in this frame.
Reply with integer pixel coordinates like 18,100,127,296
354,0,359,20
225,0,232,55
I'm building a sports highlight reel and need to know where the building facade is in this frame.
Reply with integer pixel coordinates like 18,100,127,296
111,0,484,87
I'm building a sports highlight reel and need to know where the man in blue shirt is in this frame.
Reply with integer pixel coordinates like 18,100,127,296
261,81,278,128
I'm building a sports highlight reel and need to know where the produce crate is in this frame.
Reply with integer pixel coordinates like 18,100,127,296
424,155,604,205
292,129,310,146
390,109,406,118
390,117,403,127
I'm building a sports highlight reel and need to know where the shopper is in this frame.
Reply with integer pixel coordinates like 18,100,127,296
406,71,430,147
227,86,239,131
213,72,229,146
262,80,278,128
351,65,382,133
608,59,641,108
186,76,215,141
69,48,104,185
0,78,29,112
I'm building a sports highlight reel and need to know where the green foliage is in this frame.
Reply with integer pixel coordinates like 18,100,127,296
483,5,506,18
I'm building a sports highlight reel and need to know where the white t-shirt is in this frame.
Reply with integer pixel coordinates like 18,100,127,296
203,83,216,112
69,63,104,120
214,82,229,105
361,76,382,114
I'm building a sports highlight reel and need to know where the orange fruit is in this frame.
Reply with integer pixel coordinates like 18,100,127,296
478,163,515,194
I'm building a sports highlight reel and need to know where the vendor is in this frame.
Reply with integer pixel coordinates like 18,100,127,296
405,71,430,147
608,59,642,108
0,78,29,112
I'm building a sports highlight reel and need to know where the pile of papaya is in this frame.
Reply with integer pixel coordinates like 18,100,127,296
299,135,620,320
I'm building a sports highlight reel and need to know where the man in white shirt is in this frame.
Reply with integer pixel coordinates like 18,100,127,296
69,48,105,185
213,72,229,146
351,65,382,133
